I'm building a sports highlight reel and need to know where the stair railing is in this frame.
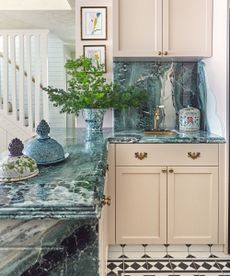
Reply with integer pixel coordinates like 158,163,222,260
0,30,49,131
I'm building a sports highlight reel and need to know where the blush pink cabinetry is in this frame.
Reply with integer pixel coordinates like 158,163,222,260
114,144,225,245
113,0,213,57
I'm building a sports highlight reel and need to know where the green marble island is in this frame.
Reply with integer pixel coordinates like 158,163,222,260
0,128,111,276
0,128,225,276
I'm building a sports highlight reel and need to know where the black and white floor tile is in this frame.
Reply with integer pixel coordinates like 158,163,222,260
107,244,230,276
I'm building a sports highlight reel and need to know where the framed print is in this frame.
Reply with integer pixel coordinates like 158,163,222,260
81,7,107,40
83,45,106,72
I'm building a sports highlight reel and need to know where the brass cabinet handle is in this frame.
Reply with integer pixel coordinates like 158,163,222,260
162,169,167,173
101,195,111,206
135,152,148,160
106,164,109,171
169,169,174,173
158,51,162,56
163,51,168,55
188,152,201,160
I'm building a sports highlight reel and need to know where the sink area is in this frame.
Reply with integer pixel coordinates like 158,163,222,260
144,129,177,136
108,134,141,143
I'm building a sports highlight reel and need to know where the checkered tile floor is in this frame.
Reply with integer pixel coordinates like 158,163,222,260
107,245,230,276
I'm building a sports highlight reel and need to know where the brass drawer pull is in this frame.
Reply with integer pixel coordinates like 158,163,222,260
135,152,148,160
163,51,168,55
169,169,174,173
188,152,201,160
158,51,162,55
101,195,111,206
162,169,167,173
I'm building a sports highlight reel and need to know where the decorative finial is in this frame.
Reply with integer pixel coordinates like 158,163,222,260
8,138,24,156
36,120,50,139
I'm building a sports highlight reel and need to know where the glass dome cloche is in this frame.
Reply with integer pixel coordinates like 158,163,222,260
23,120,68,165
0,138,39,182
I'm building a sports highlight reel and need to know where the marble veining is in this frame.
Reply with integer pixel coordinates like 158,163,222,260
113,61,209,131
0,128,225,220
0,219,98,276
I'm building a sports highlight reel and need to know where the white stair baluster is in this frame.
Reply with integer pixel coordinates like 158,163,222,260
2,34,8,114
18,33,25,126
34,33,41,128
10,34,17,121
41,31,49,123
25,34,33,131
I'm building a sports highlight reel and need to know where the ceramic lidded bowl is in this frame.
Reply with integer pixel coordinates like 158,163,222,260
0,138,39,182
23,120,66,165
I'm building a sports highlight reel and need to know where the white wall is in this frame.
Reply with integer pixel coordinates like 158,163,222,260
48,33,67,128
75,0,113,128
204,0,229,137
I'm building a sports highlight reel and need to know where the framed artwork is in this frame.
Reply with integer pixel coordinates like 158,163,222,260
81,7,107,40
83,45,106,72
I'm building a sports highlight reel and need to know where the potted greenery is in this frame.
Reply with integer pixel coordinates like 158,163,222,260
44,56,146,132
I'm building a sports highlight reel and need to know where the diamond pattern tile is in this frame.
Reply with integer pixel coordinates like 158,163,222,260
107,262,117,270
167,262,176,270
119,263,129,270
178,262,189,270
154,262,164,270
142,262,153,270
201,261,212,270
131,262,141,270
214,262,224,270
190,262,200,270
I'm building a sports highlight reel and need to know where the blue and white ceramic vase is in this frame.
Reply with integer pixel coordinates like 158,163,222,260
83,108,106,132
179,106,200,132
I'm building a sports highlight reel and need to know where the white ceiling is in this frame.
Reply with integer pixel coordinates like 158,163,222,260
0,0,75,46
0,0,71,10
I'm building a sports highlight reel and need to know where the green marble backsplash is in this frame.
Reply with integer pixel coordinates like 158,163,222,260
113,61,208,131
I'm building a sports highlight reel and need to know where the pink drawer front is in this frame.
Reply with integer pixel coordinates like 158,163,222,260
116,144,219,166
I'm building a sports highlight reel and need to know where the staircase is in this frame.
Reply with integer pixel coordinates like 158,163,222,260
0,30,49,152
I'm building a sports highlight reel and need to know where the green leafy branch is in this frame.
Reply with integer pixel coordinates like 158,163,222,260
43,56,147,115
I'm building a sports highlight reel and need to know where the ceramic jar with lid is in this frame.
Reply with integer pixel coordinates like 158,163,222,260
179,106,200,132
24,120,68,165
0,138,39,182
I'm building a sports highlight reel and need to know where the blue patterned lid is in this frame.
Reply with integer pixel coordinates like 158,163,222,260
23,120,66,165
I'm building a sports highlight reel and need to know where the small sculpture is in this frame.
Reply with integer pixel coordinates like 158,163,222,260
8,138,24,156
36,120,50,139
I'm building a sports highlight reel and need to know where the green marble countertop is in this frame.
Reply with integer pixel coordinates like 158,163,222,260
0,128,225,220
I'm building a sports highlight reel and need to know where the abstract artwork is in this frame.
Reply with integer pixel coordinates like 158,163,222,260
83,45,106,71
81,7,107,40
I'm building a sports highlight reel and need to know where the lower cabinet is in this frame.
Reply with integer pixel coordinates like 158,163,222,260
115,144,221,245
116,167,167,244
168,167,219,244
116,166,219,244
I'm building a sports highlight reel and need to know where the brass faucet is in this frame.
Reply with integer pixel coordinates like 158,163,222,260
153,105,164,130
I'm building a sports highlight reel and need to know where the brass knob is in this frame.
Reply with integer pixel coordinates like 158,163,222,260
106,164,109,171
101,195,111,206
135,152,148,160
162,169,167,173
169,169,174,173
188,152,201,160
163,51,168,55
158,51,162,56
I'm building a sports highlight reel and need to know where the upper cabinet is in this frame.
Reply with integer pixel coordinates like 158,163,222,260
113,0,213,57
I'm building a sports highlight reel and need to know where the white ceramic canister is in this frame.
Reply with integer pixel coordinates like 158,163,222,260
179,106,200,132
